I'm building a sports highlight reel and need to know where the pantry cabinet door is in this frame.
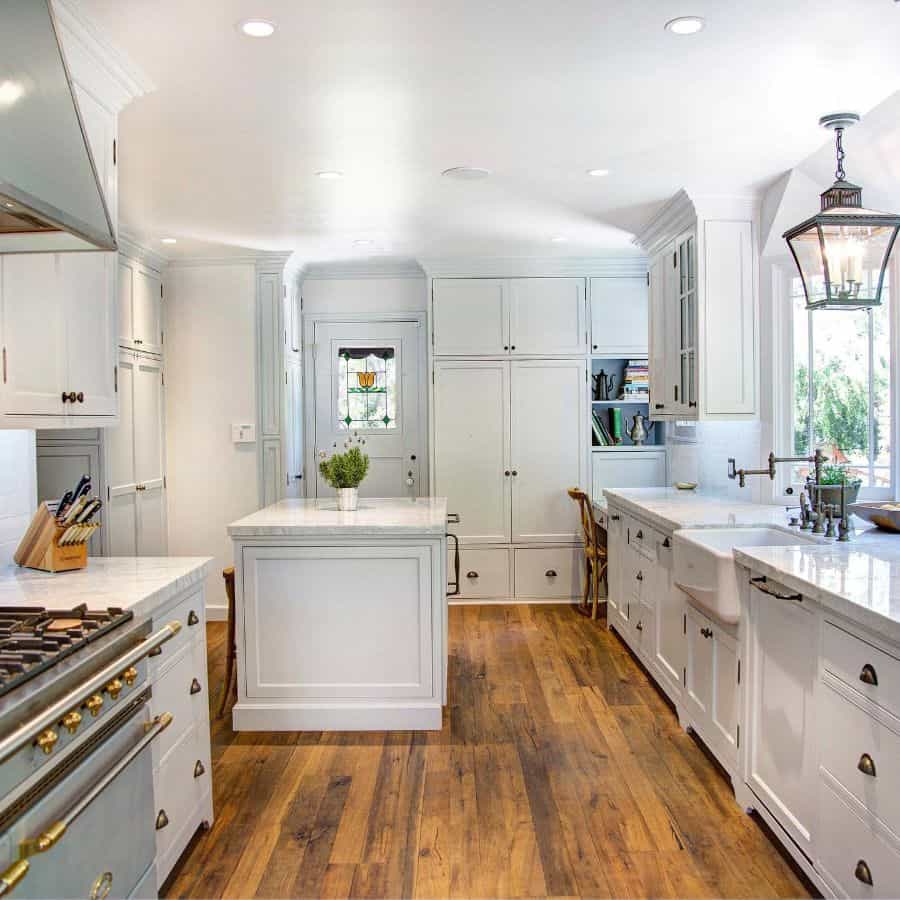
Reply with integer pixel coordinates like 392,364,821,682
133,268,163,355
0,255,67,416
433,359,510,543
105,352,137,556
117,259,134,348
134,354,167,555
590,277,648,356
61,252,117,417
509,278,586,355
510,359,586,543
432,279,508,355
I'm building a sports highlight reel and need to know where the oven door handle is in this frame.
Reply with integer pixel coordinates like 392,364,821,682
0,712,173,895
0,622,182,766
446,532,460,597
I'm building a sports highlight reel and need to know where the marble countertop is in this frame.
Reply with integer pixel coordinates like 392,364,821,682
0,557,211,620
228,497,449,537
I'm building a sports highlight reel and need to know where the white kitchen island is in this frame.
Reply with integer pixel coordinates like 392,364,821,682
228,497,448,731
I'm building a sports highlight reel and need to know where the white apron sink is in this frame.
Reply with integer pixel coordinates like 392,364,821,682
673,527,817,625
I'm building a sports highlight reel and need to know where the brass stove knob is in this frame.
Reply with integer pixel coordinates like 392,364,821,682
122,666,138,687
36,729,59,755
62,710,83,734
85,694,104,717
104,678,123,700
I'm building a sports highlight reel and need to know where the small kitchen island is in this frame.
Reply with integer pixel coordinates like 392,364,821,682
228,497,448,731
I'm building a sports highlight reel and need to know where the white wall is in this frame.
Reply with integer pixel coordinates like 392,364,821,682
301,276,426,315
165,264,259,615
0,431,37,567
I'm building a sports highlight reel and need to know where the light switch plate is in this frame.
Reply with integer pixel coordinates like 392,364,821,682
232,423,256,443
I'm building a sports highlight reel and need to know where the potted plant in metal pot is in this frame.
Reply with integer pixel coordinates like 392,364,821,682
319,439,370,511
818,464,862,506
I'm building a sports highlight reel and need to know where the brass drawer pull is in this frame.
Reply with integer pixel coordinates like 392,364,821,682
466,571,479,578
190,677,202,695
155,809,169,831
545,569,557,578
859,663,878,686
187,610,200,626
194,759,206,778
854,859,873,886
0,859,29,895
857,753,877,777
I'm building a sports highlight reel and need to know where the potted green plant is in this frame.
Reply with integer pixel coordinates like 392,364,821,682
319,444,370,511
817,464,862,506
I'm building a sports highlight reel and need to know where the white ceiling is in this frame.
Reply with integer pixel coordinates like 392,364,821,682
80,0,900,263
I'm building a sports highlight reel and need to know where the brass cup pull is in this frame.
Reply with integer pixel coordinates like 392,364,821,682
859,663,878,686
466,571,479,578
190,677,202,695
155,809,169,831
62,711,82,735
85,694,104,717
35,729,58,755
857,753,877,777
122,666,138,687
855,859,873,886
545,569,558,577
194,759,206,778
104,678,123,700
187,610,200,626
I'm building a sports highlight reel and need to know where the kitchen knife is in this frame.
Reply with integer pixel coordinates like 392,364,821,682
75,498,101,524
69,474,91,505
62,496,88,526
56,490,74,519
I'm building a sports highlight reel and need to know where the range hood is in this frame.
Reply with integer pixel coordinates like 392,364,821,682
0,0,116,252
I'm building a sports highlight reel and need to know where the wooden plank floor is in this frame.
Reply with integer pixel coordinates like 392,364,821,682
163,605,812,899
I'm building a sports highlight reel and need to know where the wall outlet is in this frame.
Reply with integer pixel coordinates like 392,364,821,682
232,423,256,443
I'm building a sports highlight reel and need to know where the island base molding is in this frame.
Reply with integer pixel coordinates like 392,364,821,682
232,701,443,731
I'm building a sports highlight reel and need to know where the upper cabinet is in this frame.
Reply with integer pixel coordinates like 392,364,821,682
118,258,164,354
638,191,758,421
432,277,586,356
590,276,648,356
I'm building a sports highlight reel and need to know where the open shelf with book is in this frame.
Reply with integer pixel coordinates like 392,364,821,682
589,356,664,450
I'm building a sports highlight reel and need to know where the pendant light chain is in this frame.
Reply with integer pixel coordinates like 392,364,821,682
834,127,846,181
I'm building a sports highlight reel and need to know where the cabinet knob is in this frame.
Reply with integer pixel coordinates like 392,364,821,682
655,403,665,410
859,663,878,686
61,391,77,403
545,569,558,578
854,859,873,887
610,514,620,521
504,470,511,476
636,529,643,540
700,627,713,639
76,392,84,403
190,677,202,696
857,753,877,777
503,345,509,351
511,470,518,477
510,345,516,350
155,810,169,831
466,571,479,579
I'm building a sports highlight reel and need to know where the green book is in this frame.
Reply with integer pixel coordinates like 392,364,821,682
608,407,623,444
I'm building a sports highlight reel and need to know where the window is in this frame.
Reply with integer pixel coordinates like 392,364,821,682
337,347,397,430
789,269,892,495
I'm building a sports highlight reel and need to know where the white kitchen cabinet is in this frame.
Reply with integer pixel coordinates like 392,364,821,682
432,277,586,356
105,349,167,556
510,359,586,543
746,580,817,855
653,534,686,702
637,192,758,421
119,258,164,354
590,276,648,356
605,508,624,616
509,278,586,355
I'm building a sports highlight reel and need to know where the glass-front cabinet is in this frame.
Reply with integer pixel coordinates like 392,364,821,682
674,230,698,415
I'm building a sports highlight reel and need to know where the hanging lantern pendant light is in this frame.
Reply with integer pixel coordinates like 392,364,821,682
784,112,900,311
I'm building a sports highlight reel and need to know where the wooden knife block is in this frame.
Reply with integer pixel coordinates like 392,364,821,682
14,503,92,573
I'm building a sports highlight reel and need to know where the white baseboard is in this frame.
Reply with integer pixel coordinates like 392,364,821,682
449,598,578,606
206,604,227,622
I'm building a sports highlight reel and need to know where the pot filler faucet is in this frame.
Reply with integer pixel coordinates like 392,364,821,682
727,449,852,542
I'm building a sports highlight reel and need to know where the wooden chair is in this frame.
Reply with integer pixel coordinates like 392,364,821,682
218,566,238,718
567,488,607,620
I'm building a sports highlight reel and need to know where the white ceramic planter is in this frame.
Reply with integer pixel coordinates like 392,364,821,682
336,488,359,511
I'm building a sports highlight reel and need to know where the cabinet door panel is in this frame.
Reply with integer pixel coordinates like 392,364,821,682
432,279,507,356
510,360,585,543
686,605,713,720
648,250,672,416
590,277,648,356
61,252,117,417
138,483,167,556
133,269,163,354
711,626,739,765
107,488,137,556
134,356,164,485
117,259,134,347
1,255,67,416
654,539,685,700
605,510,624,614
106,352,135,488
433,360,510,543
509,278,586,355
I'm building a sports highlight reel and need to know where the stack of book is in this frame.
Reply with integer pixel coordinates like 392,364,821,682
591,411,615,446
620,360,649,400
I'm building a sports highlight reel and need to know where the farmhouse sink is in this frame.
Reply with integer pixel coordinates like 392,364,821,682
673,527,817,625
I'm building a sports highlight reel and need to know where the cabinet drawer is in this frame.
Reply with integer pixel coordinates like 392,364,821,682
451,548,510,599
514,548,578,599
817,780,900,900
151,589,204,676
150,640,208,768
823,621,900,720
820,684,900,836
625,549,650,603
625,516,658,560
154,724,210,862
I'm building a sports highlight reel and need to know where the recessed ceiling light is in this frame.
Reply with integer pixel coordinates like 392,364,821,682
161,238,177,244
441,166,492,180
316,170,344,180
238,19,276,38
587,168,610,178
353,239,374,247
665,16,705,35
550,235,568,243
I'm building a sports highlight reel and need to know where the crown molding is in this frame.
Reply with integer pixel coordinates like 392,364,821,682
117,232,167,272
255,252,294,276
301,258,425,280
53,0,155,110
418,254,647,278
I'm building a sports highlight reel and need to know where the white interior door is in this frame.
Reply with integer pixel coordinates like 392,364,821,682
314,321,423,499
433,359,510,543
510,359,586,542
134,354,166,555
105,350,137,556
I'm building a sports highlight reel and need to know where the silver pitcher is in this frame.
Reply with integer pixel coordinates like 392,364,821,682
628,412,650,446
